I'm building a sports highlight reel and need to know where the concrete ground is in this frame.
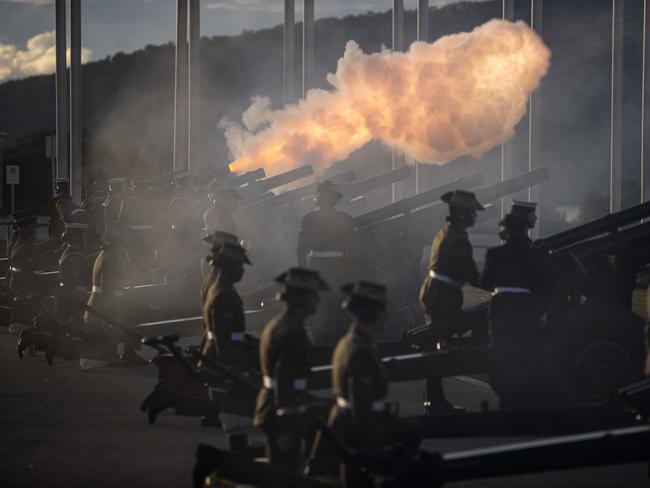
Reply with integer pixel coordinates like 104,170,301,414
0,328,648,488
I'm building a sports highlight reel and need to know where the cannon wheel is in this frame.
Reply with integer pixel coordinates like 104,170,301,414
543,302,646,405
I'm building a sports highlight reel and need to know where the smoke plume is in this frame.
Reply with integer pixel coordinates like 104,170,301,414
225,19,550,175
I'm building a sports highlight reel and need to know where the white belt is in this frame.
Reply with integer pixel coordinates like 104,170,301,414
429,270,463,288
336,396,385,412
129,225,153,230
9,266,21,273
263,375,307,390
61,283,89,293
493,287,531,295
308,250,346,258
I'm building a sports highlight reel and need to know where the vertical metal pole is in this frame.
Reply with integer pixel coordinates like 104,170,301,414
284,0,295,105
55,0,69,186
416,0,429,195
70,0,82,204
174,0,189,173
302,0,314,99
529,0,543,237
610,0,624,212
392,0,404,203
189,0,200,173
500,0,515,219
642,0,649,203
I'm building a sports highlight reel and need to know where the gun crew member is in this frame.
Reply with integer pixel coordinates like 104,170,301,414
297,180,357,343
200,239,250,365
419,189,484,412
253,268,328,473
481,212,552,408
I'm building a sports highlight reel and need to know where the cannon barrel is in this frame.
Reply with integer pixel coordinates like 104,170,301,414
239,164,314,201
214,168,266,190
339,166,412,199
563,219,650,261
354,172,485,229
189,165,231,184
243,169,357,212
536,200,650,251
142,169,185,186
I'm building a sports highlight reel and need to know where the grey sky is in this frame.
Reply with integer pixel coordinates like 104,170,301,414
0,1,482,63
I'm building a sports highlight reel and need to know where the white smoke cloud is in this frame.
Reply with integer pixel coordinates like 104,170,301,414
0,31,91,82
226,19,551,176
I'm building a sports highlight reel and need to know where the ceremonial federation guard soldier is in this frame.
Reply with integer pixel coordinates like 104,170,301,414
480,213,552,408
203,184,241,236
119,178,157,269
510,199,538,230
419,189,484,412
7,209,41,295
253,268,328,473
308,281,421,486
200,231,239,303
200,240,250,365
57,211,96,323
297,180,357,343
48,178,78,240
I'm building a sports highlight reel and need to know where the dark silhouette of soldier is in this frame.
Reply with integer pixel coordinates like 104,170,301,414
297,180,357,343
200,241,250,365
481,213,552,408
419,189,484,412
510,199,538,230
253,267,328,473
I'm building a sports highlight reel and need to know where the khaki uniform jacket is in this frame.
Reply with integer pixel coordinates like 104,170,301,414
200,274,245,362
253,309,312,427
329,325,387,448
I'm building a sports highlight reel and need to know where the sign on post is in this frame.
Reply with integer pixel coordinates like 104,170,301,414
6,165,19,185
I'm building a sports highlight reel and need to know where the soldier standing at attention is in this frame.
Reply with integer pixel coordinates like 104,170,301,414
419,189,484,412
200,240,250,365
308,281,421,486
200,231,240,304
254,268,328,473
480,213,552,408
297,180,357,343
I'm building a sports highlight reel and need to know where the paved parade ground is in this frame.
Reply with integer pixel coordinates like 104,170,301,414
1,328,647,488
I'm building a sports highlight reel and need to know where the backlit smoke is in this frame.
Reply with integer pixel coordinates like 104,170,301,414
225,19,550,175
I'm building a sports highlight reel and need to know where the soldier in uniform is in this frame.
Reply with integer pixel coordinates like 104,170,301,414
203,184,241,236
253,268,328,473
7,209,41,295
57,210,96,324
102,177,129,236
510,199,538,230
48,179,78,241
200,240,250,366
308,281,420,486
200,231,239,303
297,180,357,343
419,189,484,412
480,213,552,408
119,178,158,270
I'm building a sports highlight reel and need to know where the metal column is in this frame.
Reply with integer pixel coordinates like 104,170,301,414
284,0,295,105
642,0,649,203
174,0,189,173
55,0,69,186
529,0,543,236
610,0,624,212
302,0,314,99
416,0,429,195
392,0,404,202
70,0,82,204
500,0,515,218
189,0,200,173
